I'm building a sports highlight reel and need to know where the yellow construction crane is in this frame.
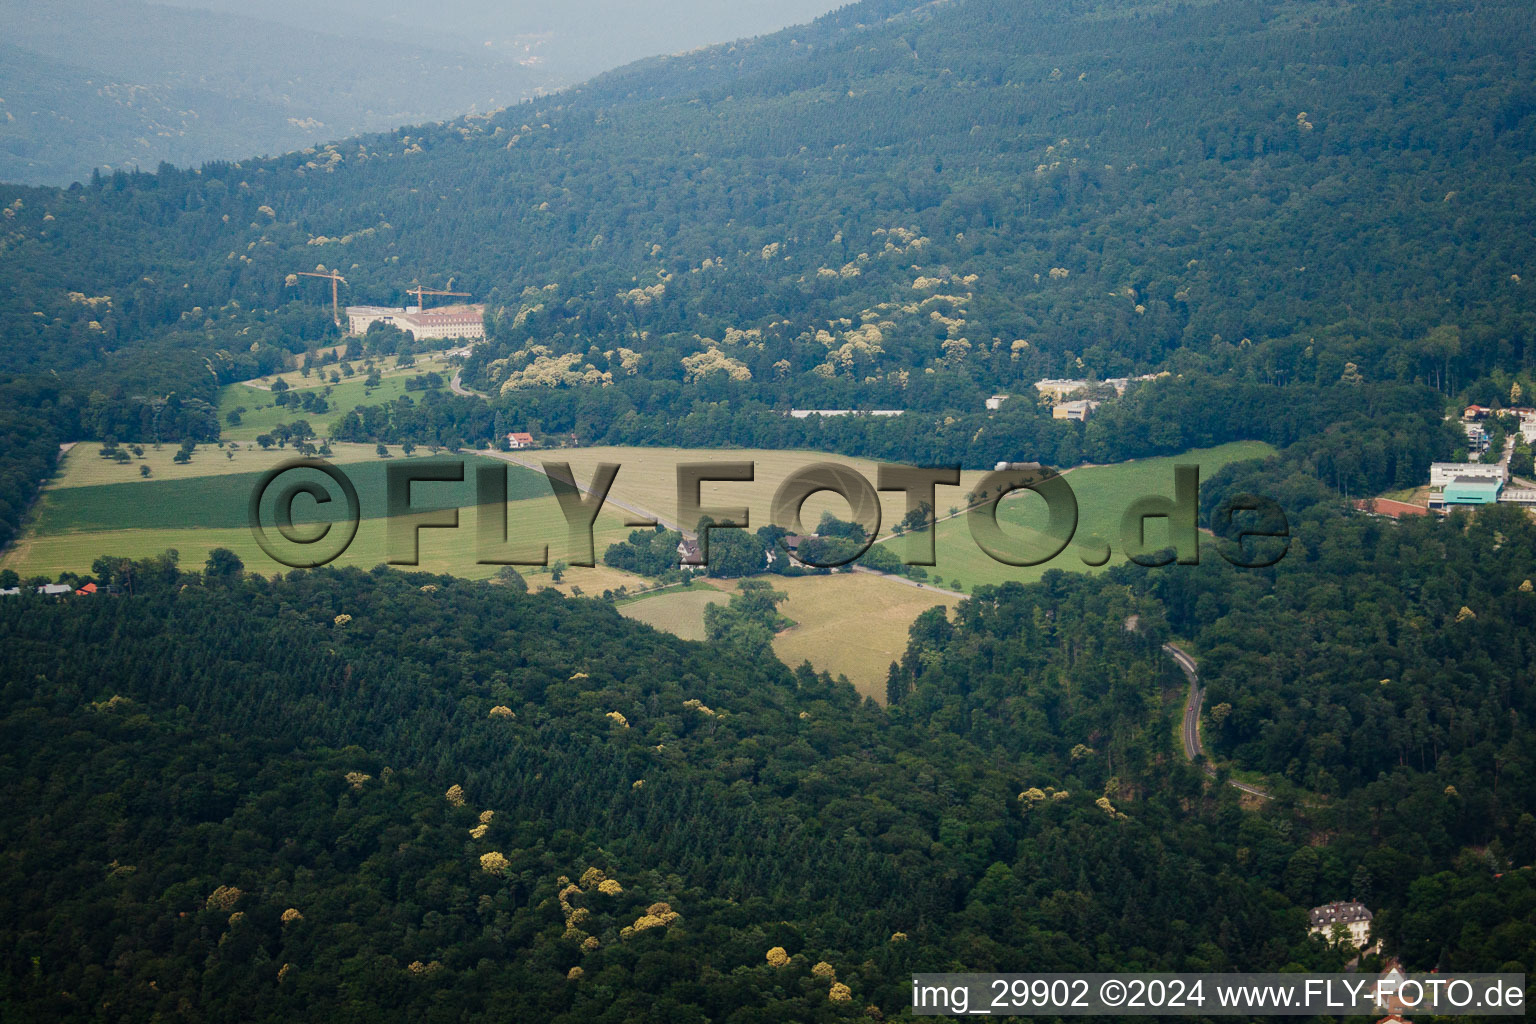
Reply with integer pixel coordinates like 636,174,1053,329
292,269,347,326
406,285,471,310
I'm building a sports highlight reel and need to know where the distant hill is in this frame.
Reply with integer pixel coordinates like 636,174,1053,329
159,0,849,82
0,0,554,185
2,0,1530,401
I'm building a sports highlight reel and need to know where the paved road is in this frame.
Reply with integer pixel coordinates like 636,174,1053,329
1163,642,1271,799
449,368,486,398
1165,642,1204,761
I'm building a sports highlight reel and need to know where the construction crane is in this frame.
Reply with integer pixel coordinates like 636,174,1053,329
292,269,347,326
406,285,470,310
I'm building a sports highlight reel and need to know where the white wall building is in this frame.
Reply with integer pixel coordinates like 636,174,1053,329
1308,901,1373,947
346,304,485,342
1429,461,1507,488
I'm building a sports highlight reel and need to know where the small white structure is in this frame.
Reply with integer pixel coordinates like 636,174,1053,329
986,394,1010,411
1309,901,1373,948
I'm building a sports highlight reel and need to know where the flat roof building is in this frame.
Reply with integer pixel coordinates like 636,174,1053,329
1429,461,1506,488
1440,477,1502,505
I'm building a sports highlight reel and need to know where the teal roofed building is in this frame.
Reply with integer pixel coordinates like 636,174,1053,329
1442,477,1503,505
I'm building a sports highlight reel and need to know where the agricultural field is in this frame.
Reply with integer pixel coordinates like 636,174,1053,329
4,440,1271,674
617,572,961,701
217,349,459,441
753,572,962,701
907,440,1274,592
526,441,1273,592
616,583,729,641
2,441,637,584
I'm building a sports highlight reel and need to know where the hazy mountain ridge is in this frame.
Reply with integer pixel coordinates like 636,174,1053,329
0,0,556,184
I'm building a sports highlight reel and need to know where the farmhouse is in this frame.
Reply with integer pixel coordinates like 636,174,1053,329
1308,900,1373,947
506,432,535,449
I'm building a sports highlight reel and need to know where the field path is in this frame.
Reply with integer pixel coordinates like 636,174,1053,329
488,451,687,533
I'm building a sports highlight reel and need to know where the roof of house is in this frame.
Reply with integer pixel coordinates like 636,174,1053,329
507,432,534,441
1309,900,1373,926
405,312,482,325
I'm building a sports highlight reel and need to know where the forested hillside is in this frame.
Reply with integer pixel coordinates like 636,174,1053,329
1,559,1530,1018
6,0,1536,392
0,0,1530,512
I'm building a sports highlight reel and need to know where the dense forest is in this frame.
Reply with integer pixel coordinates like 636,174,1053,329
1,542,1531,1019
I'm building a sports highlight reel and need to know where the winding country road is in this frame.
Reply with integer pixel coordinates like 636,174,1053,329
1163,642,1271,799
449,368,486,398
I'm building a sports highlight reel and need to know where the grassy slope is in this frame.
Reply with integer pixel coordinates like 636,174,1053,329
217,351,457,441
617,585,729,642
6,440,1270,692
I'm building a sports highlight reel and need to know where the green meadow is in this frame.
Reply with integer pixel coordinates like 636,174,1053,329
6,439,1273,594
217,350,458,441
905,440,1275,592
4,442,630,581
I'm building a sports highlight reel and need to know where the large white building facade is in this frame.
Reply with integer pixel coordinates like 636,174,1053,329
346,304,485,342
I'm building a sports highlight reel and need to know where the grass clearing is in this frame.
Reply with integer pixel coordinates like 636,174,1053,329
729,573,962,701
36,449,549,533
218,350,457,441
535,441,1272,592
617,584,729,641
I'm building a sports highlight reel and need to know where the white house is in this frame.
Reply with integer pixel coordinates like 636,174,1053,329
1308,901,1373,948
986,394,1010,411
